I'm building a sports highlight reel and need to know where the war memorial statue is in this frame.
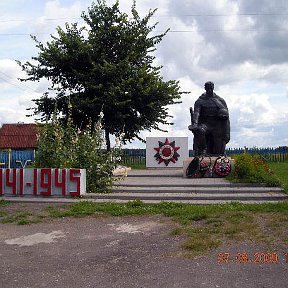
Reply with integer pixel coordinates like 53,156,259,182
186,82,232,178
188,81,230,156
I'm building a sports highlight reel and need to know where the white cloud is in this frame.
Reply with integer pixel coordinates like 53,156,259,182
0,59,23,78
31,0,83,42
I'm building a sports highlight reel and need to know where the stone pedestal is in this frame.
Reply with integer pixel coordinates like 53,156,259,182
183,156,234,178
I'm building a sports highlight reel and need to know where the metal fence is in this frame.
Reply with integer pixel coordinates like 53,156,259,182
121,147,288,165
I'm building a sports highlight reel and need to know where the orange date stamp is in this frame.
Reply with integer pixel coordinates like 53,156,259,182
217,252,288,264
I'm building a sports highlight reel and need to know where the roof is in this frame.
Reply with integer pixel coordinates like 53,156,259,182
0,123,38,149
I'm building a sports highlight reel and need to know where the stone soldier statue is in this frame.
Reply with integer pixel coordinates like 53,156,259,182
188,81,230,156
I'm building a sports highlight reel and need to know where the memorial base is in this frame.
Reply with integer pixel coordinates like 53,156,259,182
183,156,234,178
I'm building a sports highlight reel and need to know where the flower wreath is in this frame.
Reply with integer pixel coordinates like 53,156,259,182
199,156,211,172
214,156,231,177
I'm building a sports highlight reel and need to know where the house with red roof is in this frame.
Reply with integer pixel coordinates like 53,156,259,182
0,123,38,168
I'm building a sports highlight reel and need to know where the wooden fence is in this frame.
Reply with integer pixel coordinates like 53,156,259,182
121,147,288,165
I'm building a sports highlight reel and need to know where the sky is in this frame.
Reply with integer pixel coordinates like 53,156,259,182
1,0,288,149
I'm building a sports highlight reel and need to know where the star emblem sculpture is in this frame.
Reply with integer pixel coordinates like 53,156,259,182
153,138,180,166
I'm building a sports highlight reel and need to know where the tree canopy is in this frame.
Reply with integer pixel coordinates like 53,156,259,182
18,0,183,149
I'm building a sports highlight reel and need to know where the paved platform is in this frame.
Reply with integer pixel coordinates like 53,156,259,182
115,169,269,187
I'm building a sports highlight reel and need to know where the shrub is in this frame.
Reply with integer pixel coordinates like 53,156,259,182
35,111,122,193
229,153,281,187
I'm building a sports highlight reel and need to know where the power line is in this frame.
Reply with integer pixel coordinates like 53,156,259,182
167,29,288,32
0,75,33,93
1,28,288,36
0,17,81,23
0,33,46,36
0,12,287,37
0,12,288,23
0,71,38,93
156,13,288,17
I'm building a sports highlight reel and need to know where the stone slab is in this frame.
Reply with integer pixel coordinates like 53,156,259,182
112,166,131,176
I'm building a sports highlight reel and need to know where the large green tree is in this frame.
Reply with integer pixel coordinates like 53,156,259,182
18,0,183,149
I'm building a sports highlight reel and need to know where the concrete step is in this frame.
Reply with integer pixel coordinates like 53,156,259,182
2,196,286,205
114,174,270,188
110,169,288,203
92,199,286,204
112,186,283,194
114,182,268,188
86,192,288,202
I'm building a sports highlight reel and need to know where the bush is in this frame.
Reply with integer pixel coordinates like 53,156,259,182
229,153,281,187
35,111,122,193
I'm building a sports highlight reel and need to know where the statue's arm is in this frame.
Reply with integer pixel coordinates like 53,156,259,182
225,119,231,143
221,99,228,110
217,96,229,111
219,98,230,142
216,97,230,120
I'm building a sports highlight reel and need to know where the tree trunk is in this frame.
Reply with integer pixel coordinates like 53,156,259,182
105,128,111,151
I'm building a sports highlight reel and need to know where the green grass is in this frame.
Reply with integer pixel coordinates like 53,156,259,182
0,201,48,225
268,161,288,192
0,199,10,206
0,210,8,217
44,200,288,220
0,211,42,225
